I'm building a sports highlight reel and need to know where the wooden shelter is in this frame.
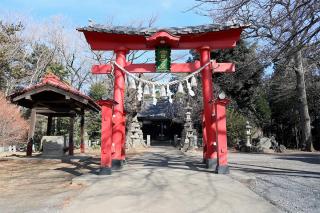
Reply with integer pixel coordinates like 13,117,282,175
9,74,100,156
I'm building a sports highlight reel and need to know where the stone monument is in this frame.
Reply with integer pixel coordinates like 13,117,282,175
41,136,66,156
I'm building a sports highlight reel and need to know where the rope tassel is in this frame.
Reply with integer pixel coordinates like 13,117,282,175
128,76,136,90
160,85,166,97
152,84,157,105
191,76,197,87
177,82,184,94
167,85,173,103
187,80,195,97
143,84,150,96
110,60,213,103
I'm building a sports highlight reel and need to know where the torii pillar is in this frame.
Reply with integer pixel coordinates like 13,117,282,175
215,99,230,174
199,46,217,169
97,99,117,175
112,48,127,168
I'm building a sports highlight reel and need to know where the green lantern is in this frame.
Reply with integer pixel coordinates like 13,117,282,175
155,46,171,72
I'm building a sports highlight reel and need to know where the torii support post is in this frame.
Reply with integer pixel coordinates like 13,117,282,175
27,108,36,156
112,48,127,169
215,99,230,174
199,47,217,169
202,112,207,163
97,100,117,175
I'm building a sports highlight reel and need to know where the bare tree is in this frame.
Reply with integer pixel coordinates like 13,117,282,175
0,92,29,146
193,0,320,151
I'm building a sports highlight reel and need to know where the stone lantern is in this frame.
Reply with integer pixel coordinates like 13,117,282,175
181,104,198,151
245,121,252,147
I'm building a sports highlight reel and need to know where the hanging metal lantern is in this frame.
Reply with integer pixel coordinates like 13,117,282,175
128,77,136,89
177,82,184,94
190,76,197,87
160,85,167,97
143,84,150,96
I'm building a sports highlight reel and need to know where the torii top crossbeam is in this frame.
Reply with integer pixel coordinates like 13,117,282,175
78,23,247,50
77,23,247,74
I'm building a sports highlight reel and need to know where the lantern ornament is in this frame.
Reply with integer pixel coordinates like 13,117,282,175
155,46,171,72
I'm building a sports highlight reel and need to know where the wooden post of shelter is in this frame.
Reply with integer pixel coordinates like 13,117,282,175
47,115,53,136
80,109,85,153
69,115,75,156
27,108,36,156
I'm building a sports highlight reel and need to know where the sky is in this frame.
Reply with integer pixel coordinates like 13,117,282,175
0,0,211,27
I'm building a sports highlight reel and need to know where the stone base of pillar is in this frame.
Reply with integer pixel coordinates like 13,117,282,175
206,158,217,169
215,165,230,174
202,158,207,164
99,167,112,175
112,159,124,169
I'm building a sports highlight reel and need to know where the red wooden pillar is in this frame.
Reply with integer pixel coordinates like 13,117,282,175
199,46,217,169
97,100,117,175
112,48,127,168
215,99,230,174
202,112,207,163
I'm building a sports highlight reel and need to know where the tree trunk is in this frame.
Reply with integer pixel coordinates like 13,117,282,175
294,50,314,152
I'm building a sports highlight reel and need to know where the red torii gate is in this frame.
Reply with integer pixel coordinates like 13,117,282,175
78,24,247,174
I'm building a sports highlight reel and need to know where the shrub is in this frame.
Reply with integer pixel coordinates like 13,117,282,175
0,92,29,146
227,108,247,147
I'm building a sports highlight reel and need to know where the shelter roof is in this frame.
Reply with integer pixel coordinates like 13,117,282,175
9,74,100,115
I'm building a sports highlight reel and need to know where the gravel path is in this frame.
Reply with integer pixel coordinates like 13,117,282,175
227,152,320,213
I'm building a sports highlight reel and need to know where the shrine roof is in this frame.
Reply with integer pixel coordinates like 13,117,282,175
9,74,100,114
137,99,183,123
77,23,249,36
